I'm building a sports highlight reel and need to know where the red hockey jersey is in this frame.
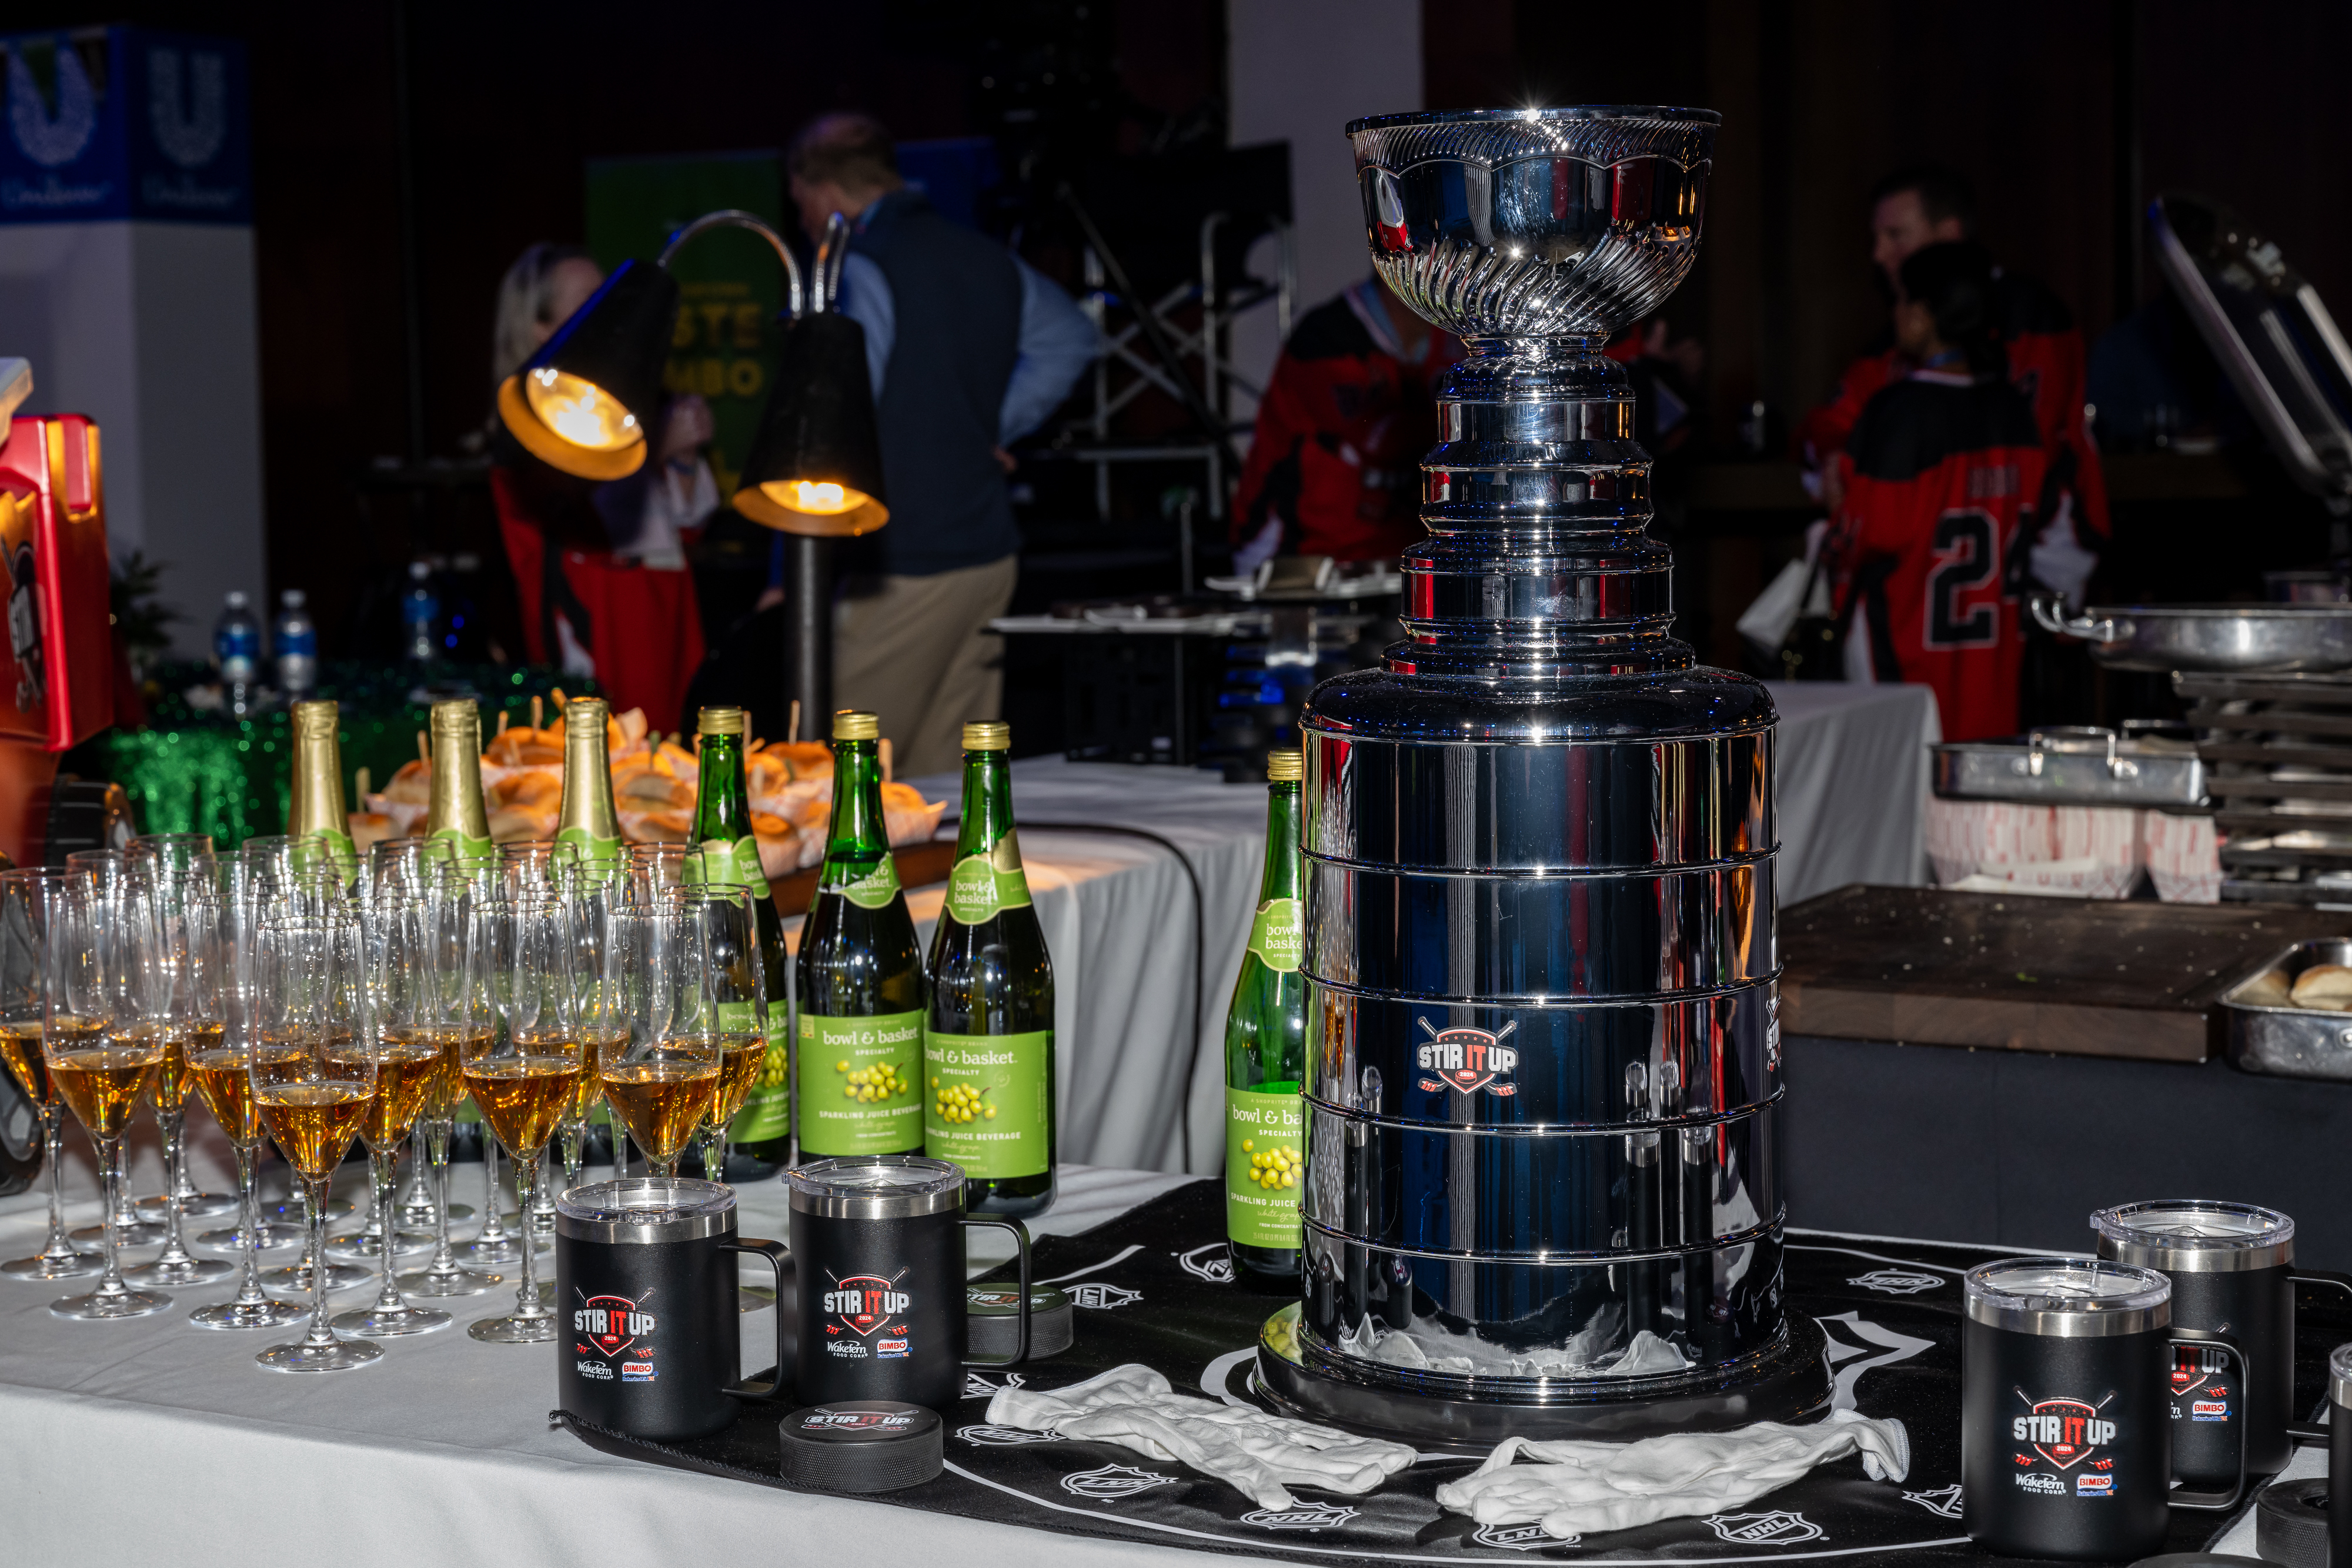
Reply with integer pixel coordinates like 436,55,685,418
1828,370,2049,743
1232,290,1458,562
1797,273,2108,544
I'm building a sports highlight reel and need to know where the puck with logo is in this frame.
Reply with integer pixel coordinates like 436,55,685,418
967,1283,1073,1360
777,1401,942,1492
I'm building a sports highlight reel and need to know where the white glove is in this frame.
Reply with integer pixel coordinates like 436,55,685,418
985,1363,1417,1510
1434,1407,1910,1540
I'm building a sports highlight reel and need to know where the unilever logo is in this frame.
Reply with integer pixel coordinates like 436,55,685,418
146,47,226,168
6,42,98,167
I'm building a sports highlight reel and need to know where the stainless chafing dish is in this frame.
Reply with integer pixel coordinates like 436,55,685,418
1931,724,2207,808
2220,938,2352,1079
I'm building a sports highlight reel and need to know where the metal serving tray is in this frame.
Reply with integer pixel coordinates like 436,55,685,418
1930,726,2207,808
2220,938,2352,1079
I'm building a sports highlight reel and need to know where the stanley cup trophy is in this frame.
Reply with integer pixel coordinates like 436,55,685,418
1253,106,1830,1445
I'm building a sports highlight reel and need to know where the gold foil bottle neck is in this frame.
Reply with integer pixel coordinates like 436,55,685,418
291,699,339,741
697,706,749,739
1264,748,1304,782
430,699,479,737
288,700,350,842
425,700,492,843
962,720,1011,751
833,710,880,742
564,696,610,738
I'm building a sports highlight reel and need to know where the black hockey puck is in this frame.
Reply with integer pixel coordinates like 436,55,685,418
2254,1477,2330,1568
777,1401,942,1492
2127,1555,2269,1567
967,1283,1073,1360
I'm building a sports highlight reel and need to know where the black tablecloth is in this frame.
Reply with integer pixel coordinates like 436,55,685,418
564,1179,2338,1564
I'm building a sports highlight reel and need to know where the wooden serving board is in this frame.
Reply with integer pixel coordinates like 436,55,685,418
1779,885,2352,1062
767,838,960,919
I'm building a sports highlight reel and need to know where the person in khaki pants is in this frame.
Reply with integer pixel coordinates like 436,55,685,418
789,112,1097,777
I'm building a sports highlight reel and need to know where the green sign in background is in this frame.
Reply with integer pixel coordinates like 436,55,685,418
584,152,788,500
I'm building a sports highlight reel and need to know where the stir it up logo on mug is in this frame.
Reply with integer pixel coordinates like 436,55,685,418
1414,1018,1518,1098
2010,1389,2119,1495
573,1289,658,1381
823,1269,913,1358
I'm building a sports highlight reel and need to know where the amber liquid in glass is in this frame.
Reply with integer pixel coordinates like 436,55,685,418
188,1042,307,1145
51,1044,164,1139
258,1081,376,1181
710,1032,764,1126
359,1042,444,1152
463,1054,585,1156
0,1021,48,1103
601,1056,720,1164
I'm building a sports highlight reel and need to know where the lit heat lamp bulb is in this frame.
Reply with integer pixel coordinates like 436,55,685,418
764,479,863,515
525,368,642,452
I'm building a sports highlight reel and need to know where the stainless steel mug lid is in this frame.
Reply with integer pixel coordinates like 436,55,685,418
2332,1342,2352,1409
556,1176,739,1243
1965,1257,2171,1337
787,1155,965,1219
2090,1200,2296,1273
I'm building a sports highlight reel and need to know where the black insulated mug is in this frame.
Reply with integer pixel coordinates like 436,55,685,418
555,1178,791,1441
2093,1199,2352,1483
786,1155,1031,1409
1962,1257,2246,1562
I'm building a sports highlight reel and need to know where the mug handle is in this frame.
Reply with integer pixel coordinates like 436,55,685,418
718,1236,791,1402
2166,1327,2249,1512
961,1216,1032,1368
2284,1270,2352,1442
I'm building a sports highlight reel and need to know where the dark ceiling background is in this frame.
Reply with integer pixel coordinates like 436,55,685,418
15,0,2352,657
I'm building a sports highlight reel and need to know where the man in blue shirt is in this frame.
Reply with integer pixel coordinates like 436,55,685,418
787,113,1098,776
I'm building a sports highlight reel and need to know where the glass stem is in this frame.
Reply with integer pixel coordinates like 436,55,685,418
155,1108,193,1263
232,1141,269,1306
699,1124,723,1183
514,1151,542,1315
94,1135,126,1298
372,1147,403,1309
425,1118,457,1275
302,1175,337,1348
481,1139,506,1239
38,1106,75,1261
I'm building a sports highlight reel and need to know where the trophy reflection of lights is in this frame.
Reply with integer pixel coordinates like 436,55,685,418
1250,108,1830,1445
495,212,887,733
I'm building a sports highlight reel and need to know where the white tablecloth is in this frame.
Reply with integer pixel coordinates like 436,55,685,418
1,1158,1210,1568
1766,681,1939,903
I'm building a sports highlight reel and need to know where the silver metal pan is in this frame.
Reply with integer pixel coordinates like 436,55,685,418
2029,591,2352,673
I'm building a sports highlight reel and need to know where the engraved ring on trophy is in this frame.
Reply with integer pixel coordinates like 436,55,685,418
1250,105,1830,1447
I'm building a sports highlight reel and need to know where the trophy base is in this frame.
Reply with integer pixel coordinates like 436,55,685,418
1252,1304,1830,1452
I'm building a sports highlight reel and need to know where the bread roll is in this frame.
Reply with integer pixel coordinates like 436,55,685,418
2236,969,2293,1007
2290,964,2352,1006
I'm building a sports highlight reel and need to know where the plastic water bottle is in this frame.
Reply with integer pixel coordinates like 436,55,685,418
402,561,439,665
273,589,318,697
213,590,262,715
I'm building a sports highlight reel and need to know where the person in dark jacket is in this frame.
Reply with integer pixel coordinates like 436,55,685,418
1826,242,2053,743
787,113,1097,776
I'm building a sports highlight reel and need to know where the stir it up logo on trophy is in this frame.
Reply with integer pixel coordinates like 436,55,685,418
573,1290,658,1381
823,1269,913,1359
1415,1017,1518,1098
2011,1390,2119,1495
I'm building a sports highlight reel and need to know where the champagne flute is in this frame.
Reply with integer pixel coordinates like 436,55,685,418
185,882,306,1330
397,868,497,1299
196,855,303,1254
508,843,583,1244
443,855,523,1266
62,850,165,1249
370,837,460,1230
600,905,719,1179
670,884,769,1185
465,890,587,1342
0,870,101,1279
120,871,233,1289
49,873,171,1319
252,908,381,1372
126,841,238,1222
333,891,452,1337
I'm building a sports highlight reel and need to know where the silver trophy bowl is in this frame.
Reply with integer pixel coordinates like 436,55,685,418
1349,105,1716,340
1253,107,1826,1448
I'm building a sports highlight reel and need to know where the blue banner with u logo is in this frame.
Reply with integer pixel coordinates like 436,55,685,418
0,25,250,225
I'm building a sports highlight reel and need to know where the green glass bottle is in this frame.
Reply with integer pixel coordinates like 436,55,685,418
796,710,926,1158
926,720,1055,1217
687,706,791,1173
1224,747,1308,1280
